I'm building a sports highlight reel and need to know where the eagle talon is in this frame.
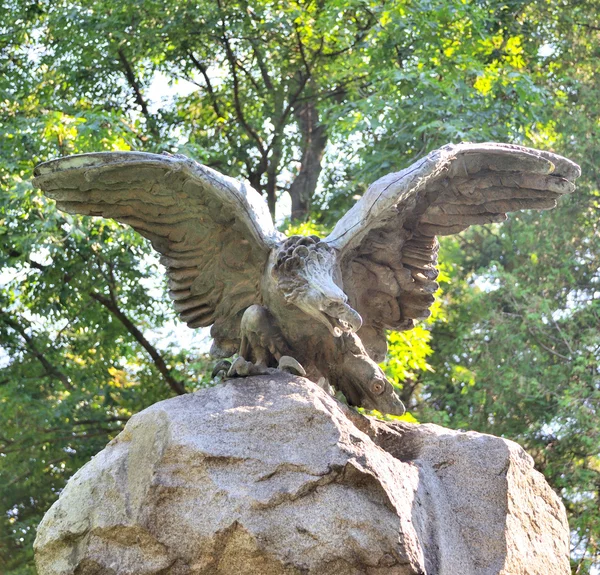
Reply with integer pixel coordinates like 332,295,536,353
227,357,251,377
211,360,232,379
227,356,270,377
278,356,306,377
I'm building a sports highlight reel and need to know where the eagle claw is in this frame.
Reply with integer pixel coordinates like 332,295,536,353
278,356,306,377
227,356,270,378
211,360,232,379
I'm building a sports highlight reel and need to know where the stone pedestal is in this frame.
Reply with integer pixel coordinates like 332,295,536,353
34,374,570,575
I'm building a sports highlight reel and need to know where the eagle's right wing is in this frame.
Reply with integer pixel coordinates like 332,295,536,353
34,152,283,357
325,143,580,362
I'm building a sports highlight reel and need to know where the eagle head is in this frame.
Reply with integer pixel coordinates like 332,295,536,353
273,235,362,337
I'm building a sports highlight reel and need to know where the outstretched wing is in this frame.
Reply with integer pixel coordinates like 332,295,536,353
324,143,580,362
33,152,283,357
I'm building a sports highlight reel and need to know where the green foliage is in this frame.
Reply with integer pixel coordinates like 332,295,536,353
384,261,451,387
281,220,330,239
0,172,214,573
313,0,553,226
405,5,600,570
2,0,600,572
420,195,600,570
1,8,212,567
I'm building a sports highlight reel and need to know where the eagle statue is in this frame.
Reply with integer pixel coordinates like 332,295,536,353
33,143,580,416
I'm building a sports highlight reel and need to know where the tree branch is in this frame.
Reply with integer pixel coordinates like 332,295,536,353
575,21,600,32
0,418,129,451
116,47,160,139
188,51,268,191
214,0,266,155
240,1,275,91
251,42,274,91
295,25,311,77
266,35,331,148
7,249,47,271
45,417,130,432
234,56,264,94
188,51,223,118
527,327,572,361
293,74,371,106
6,246,186,395
0,312,73,390
266,71,311,154
89,291,186,395
222,38,266,153
288,99,328,221
4,429,115,459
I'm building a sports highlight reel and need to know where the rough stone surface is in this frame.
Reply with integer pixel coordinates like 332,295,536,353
34,374,570,575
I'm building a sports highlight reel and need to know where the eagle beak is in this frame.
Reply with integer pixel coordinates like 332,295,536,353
322,302,362,337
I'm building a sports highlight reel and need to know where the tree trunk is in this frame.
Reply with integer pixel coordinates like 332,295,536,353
289,101,328,222
266,143,283,218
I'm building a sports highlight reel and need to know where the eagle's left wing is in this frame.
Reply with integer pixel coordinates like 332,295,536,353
324,143,580,362
34,152,284,358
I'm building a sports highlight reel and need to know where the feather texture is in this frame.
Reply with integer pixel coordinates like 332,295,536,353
325,143,580,361
33,152,283,357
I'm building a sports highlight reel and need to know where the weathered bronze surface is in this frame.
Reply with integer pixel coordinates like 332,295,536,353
34,143,580,415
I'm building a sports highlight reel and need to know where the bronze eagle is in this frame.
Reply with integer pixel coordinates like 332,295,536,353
33,143,580,415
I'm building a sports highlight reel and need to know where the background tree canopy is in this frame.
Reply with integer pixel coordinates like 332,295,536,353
1,0,599,572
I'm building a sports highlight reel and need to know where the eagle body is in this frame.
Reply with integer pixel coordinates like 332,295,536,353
33,144,580,415
259,235,403,412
